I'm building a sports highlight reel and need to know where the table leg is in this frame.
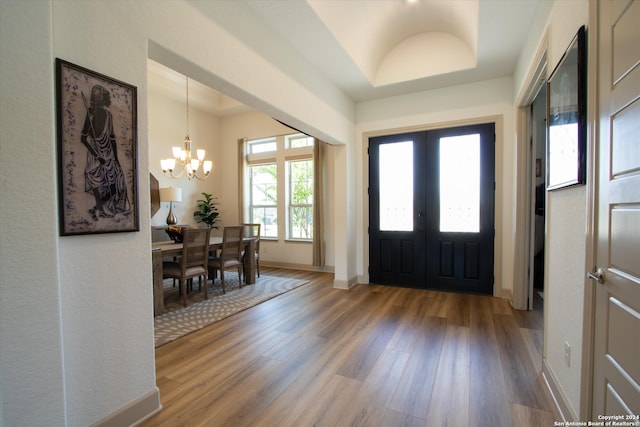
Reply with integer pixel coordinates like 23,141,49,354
245,240,256,285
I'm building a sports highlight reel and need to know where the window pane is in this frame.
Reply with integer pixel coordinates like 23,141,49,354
289,206,313,239
379,141,413,231
251,207,278,238
548,123,578,186
250,164,277,205
440,134,480,233
288,160,313,240
250,164,277,237
248,137,277,153
286,134,314,148
289,160,313,204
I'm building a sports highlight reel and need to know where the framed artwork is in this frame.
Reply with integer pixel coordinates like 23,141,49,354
150,173,160,217
56,58,139,235
547,25,587,191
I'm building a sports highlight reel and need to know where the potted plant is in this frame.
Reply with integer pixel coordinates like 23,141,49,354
193,192,220,229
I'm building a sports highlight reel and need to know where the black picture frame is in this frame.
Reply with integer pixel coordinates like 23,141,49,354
546,25,587,191
56,58,139,235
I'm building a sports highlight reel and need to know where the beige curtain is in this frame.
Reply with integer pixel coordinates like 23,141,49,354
313,139,325,266
237,139,245,224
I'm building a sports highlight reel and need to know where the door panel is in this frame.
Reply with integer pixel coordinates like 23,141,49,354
369,124,494,293
425,124,495,294
369,132,427,287
592,0,640,417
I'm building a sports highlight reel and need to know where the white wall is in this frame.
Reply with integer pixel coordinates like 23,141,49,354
51,2,157,425
355,77,516,298
0,2,67,425
1,0,591,424
513,0,588,418
0,1,354,425
543,0,589,418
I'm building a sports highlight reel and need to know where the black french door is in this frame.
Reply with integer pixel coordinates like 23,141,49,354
369,123,495,294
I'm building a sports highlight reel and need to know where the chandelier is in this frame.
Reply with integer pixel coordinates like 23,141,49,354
161,76,212,180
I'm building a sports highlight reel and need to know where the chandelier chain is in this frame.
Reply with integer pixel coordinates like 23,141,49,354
185,77,190,137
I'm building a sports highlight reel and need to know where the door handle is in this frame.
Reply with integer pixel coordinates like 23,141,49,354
586,267,605,284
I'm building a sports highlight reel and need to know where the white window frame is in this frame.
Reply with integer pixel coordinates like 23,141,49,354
245,133,313,241
248,162,278,238
287,158,313,240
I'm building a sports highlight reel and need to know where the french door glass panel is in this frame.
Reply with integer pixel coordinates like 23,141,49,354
379,140,413,231
439,134,480,233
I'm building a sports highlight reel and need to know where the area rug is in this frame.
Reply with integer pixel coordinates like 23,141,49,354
154,275,308,347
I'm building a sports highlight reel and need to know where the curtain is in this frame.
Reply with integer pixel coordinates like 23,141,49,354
313,139,325,267
238,139,246,224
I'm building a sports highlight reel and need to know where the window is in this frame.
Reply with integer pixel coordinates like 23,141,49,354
249,163,278,238
248,137,277,154
439,134,480,233
245,133,314,241
286,134,314,149
379,141,413,231
288,159,313,239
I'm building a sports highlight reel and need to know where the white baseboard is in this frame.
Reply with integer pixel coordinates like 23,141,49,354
91,387,161,427
542,358,578,422
333,276,357,290
261,261,334,273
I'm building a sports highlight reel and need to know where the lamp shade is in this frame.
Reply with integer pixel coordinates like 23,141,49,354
159,187,182,202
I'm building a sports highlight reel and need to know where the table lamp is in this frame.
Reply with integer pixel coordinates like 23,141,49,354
159,187,182,225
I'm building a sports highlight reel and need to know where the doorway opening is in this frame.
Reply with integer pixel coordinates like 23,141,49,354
529,84,547,311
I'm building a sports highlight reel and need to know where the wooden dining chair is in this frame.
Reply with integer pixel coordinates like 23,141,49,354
208,225,244,294
242,223,261,281
162,227,211,306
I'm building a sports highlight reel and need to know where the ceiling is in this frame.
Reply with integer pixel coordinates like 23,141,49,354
148,59,251,117
149,0,548,115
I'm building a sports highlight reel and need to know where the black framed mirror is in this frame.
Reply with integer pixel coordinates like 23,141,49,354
547,25,587,191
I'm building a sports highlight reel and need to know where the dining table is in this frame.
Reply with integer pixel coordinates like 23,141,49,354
151,236,257,316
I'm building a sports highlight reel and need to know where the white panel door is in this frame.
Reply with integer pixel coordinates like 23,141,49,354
592,0,640,418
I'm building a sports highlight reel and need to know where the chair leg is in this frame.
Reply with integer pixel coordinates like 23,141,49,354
238,266,243,288
180,280,188,307
220,270,225,294
203,274,208,300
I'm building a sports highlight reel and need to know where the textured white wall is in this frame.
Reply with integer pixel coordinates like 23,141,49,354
540,0,589,417
355,77,515,296
513,0,588,417
545,187,587,414
1,1,354,425
51,1,157,425
0,2,67,425
1,0,590,424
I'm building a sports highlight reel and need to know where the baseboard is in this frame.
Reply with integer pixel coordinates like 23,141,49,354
500,287,514,302
542,358,578,422
333,276,357,290
91,387,161,427
261,261,334,273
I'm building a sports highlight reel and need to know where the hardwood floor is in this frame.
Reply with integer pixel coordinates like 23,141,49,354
141,267,560,427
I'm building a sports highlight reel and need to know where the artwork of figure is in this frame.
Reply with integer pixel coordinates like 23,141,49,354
56,59,138,235
81,85,132,220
